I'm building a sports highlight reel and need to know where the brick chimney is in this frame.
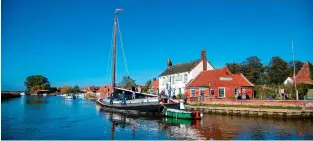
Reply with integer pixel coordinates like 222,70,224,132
201,48,207,71
167,58,172,68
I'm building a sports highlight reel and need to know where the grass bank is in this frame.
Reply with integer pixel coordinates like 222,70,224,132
187,103,302,110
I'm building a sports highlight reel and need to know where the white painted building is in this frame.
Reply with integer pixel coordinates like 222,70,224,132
158,49,214,96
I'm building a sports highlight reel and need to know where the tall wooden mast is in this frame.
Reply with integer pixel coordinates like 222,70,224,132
112,8,122,95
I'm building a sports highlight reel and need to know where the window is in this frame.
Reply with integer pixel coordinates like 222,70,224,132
241,88,245,93
234,88,239,98
184,74,188,83
178,88,181,94
191,89,195,97
218,87,225,98
173,88,176,95
172,76,175,84
200,89,205,96
235,88,238,95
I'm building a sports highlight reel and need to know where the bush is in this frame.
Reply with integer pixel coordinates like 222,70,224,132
176,93,184,99
254,85,278,99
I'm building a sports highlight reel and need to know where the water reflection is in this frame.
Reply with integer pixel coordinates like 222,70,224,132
25,96,47,105
98,107,313,140
2,96,313,140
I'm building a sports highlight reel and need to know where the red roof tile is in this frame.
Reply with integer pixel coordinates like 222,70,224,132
187,67,253,87
233,73,254,87
294,62,313,85
98,85,112,93
150,80,159,88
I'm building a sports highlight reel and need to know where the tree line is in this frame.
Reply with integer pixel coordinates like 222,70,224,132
226,56,306,85
24,75,80,94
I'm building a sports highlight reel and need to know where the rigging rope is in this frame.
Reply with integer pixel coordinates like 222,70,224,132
105,22,115,82
117,17,130,77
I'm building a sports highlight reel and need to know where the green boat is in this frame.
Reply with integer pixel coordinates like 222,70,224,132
162,107,203,119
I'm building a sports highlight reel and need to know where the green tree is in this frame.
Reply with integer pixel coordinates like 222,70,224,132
72,85,80,93
118,76,136,89
241,56,264,84
24,75,51,93
142,79,152,93
268,56,290,84
61,86,73,94
288,60,304,76
226,62,243,74
49,87,58,93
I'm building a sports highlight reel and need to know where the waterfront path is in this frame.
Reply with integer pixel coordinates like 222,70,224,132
186,105,313,118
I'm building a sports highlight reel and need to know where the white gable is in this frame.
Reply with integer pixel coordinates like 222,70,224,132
284,77,294,85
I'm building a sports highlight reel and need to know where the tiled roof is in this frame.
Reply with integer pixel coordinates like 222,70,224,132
159,60,201,76
187,69,223,87
294,62,313,85
81,86,101,92
233,73,254,87
187,67,253,87
150,80,159,89
98,85,112,93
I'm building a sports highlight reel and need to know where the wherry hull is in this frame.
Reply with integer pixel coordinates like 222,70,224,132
97,98,180,112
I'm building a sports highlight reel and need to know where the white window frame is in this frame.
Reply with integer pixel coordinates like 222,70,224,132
191,89,196,97
178,88,181,94
241,88,245,93
184,74,188,83
218,87,226,98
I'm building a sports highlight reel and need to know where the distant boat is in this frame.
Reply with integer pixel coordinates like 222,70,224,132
20,92,25,96
64,94,76,99
77,94,85,98
43,93,47,96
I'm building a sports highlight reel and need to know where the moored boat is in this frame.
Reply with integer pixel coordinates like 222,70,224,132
97,8,180,112
162,107,203,119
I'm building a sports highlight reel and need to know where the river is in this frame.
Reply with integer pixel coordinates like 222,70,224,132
2,96,313,140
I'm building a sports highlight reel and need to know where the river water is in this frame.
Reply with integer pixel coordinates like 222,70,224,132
2,96,313,140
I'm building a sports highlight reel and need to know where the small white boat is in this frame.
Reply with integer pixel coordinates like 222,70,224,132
77,94,85,98
43,93,47,96
20,92,25,96
65,95,73,99
64,94,75,99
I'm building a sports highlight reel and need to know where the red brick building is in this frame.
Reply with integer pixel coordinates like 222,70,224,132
98,84,113,99
149,78,159,95
186,67,254,100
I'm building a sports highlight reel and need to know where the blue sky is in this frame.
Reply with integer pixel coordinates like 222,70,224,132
2,0,313,91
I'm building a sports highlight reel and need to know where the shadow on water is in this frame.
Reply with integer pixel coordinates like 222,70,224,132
25,96,47,105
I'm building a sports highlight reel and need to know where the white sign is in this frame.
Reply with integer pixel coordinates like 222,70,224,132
220,77,233,81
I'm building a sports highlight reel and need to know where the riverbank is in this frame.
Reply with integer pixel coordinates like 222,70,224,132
186,105,313,118
1,92,22,100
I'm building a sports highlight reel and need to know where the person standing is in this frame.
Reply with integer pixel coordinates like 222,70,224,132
132,91,136,99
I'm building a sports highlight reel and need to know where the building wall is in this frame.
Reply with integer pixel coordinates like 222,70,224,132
188,99,313,108
159,72,192,95
186,86,254,99
159,61,214,96
149,88,159,95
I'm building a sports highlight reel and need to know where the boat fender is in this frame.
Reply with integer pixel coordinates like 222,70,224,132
200,113,203,118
